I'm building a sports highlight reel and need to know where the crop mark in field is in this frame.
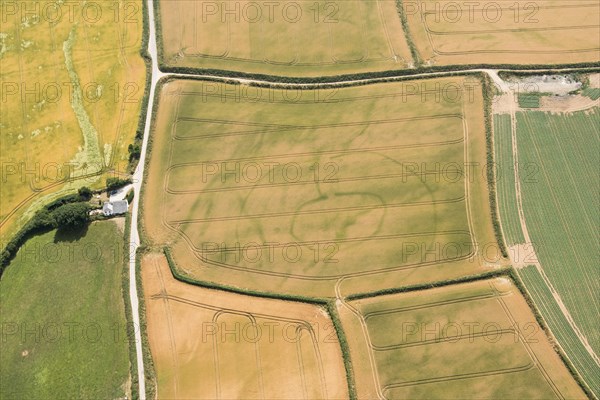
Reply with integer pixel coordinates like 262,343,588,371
494,289,565,399
155,88,480,284
147,280,331,399
175,0,398,67
179,86,473,104
170,114,463,140
359,281,565,399
168,199,465,223
168,136,464,170
180,231,475,281
422,4,600,56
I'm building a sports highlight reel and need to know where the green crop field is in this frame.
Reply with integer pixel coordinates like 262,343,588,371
520,265,600,397
0,222,130,399
142,77,500,298
517,93,542,109
582,88,600,100
493,114,525,246
516,109,600,355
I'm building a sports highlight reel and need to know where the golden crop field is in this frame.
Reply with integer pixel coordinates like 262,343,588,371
156,0,414,76
142,76,502,298
0,0,146,241
342,278,586,399
141,252,348,399
404,0,600,66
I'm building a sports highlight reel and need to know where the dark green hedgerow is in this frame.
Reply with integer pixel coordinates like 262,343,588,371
348,268,510,301
125,0,153,175
135,248,157,400
326,302,358,400
0,198,92,273
162,247,328,304
395,0,421,66
481,73,509,259
159,62,599,85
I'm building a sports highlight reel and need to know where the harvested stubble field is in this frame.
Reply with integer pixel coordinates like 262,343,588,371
142,77,501,298
0,0,146,242
141,252,348,399
342,278,586,399
156,0,414,75
403,0,600,66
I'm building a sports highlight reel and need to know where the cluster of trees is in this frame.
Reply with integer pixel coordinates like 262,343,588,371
0,191,93,270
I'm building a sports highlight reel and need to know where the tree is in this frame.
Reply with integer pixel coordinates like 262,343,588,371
52,203,90,228
78,186,93,200
128,143,141,162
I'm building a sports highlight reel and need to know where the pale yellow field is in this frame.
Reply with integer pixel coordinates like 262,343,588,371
341,278,586,399
157,0,414,76
404,0,600,66
141,252,349,399
0,0,146,242
142,76,503,298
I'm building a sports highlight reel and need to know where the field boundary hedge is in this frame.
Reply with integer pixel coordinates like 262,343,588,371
135,247,157,400
162,247,329,304
326,302,358,400
395,0,421,66
159,62,600,85
481,73,509,258
347,268,510,301
125,0,152,175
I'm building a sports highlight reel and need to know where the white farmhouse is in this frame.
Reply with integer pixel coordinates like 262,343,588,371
102,200,129,216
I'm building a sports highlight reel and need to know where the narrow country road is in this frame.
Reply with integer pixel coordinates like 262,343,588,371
127,4,597,397
127,1,164,398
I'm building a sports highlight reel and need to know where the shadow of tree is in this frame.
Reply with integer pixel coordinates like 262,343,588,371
53,223,90,243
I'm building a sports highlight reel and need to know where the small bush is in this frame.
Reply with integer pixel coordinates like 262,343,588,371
78,186,93,200
107,177,132,192
126,189,135,204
